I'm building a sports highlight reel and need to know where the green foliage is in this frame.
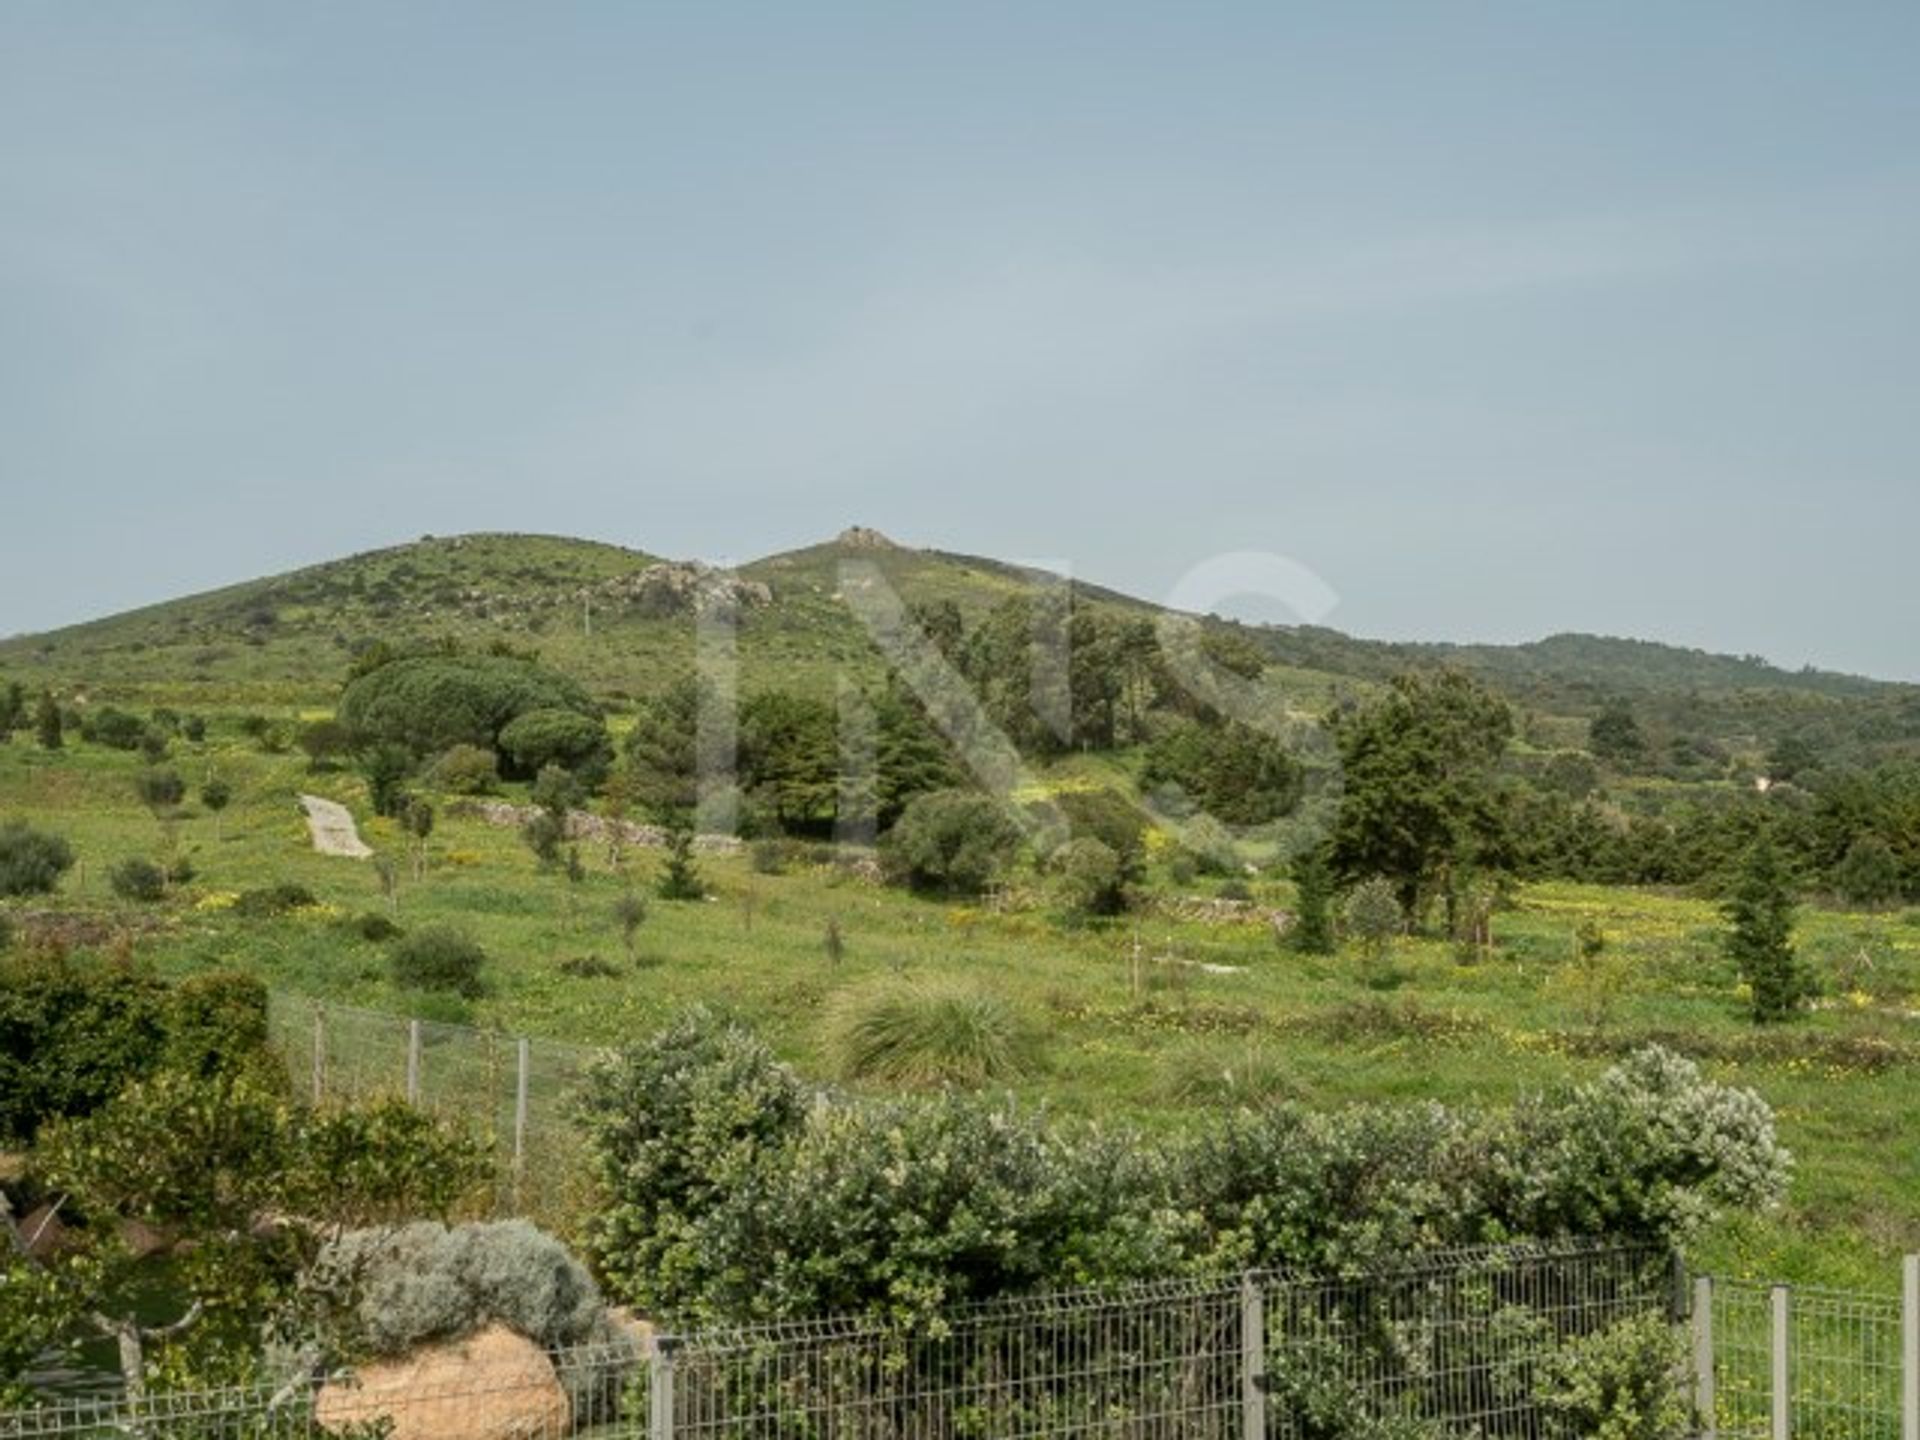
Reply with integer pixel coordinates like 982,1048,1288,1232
338,653,599,760
1588,700,1647,767
426,743,501,795
830,980,1047,1087
1722,834,1812,1023
0,819,76,897
1053,788,1149,877
739,691,838,831
1329,670,1515,917
134,767,186,812
522,809,567,867
882,789,1020,896
1344,878,1404,966
359,742,415,818
389,925,487,997
232,883,318,918
1832,833,1901,908
1290,847,1337,955
1142,719,1303,825
498,707,613,786
573,1007,810,1318
109,856,169,902
297,718,352,771
282,1103,489,1228
0,954,167,1141
1538,1314,1691,1440
80,706,148,751
199,777,232,815
305,1220,610,1361
33,692,62,750
656,815,705,900
1051,836,1127,916
613,890,649,963
163,972,272,1080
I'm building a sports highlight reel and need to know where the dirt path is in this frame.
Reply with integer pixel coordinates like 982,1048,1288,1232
299,794,374,859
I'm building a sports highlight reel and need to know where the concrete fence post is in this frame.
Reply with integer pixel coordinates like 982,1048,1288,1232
1771,1283,1791,1440
1902,1254,1917,1440
1241,1272,1266,1440
649,1340,675,1440
310,1003,325,1106
405,1019,421,1104
1693,1275,1716,1440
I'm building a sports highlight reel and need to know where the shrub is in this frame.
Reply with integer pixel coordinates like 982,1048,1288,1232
657,816,705,900
1290,847,1337,955
109,857,168,902
164,972,272,1080
1051,836,1127,916
133,767,187,812
1142,719,1303,825
0,820,75,897
338,654,599,759
1538,1314,1691,1440
498,708,613,786
829,981,1048,1087
573,1008,810,1317
427,743,501,795
233,883,318,918
0,913,12,953
881,790,1020,896
0,952,168,1140
306,1221,611,1360
284,1105,490,1229
390,926,487,997
1054,788,1149,876
349,911,404,942
359,743,416,818
79,706,146,751
298,719,353,771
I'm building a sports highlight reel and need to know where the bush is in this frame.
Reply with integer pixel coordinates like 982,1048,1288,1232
233,883,318,918
284,1105,490,1230
1051,836,1127,916
0,820,75,897
0,953,168,1141
830,980,1048,1087
109,857,168,902
1539,1314,1691,1440
338,654,599,759
498,708,613,786
881,790,1021,896
427,744,501,796
573,1008,810,1317
306,1221,612,1361
348,911,404,943
1142,719,1303,825
1053,789,1149,876
390,926,487,997
79,706,146,751
164,972,272,1080
133,768,187,812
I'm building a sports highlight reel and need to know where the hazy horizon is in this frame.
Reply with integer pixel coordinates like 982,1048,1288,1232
4,5,1917,679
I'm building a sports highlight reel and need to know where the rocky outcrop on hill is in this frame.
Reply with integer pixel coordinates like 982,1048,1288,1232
590,562,771,621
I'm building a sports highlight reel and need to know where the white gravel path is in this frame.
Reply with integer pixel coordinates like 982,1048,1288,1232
299,794,374,859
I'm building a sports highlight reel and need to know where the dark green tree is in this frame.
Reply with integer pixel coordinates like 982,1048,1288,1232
0,682,24,739
1722,833,1811,1023
360,743,415,818
1588,700,1646,768
34,692,62,751
200,777,232,841
657,814,705,900
1832,833,1901,908
1327,670,1515,923
739,692,838,832
1288,846,1337,955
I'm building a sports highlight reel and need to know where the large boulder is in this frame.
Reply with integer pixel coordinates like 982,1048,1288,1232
315,1324,570,1440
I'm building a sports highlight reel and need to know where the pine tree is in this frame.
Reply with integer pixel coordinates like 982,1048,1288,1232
1723,833,1810,1023
657,814,705,901
1289,846,1336,955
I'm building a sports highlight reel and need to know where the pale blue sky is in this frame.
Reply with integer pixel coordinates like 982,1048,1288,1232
3,3,1917,677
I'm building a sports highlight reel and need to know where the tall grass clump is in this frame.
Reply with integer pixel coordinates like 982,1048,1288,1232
830,980,1046,1087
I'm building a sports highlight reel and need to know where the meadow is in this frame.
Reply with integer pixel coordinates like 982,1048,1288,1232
2,716,1915,1294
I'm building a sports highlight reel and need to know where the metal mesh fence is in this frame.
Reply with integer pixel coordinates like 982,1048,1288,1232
1,1244,1683,1440
264,993,600,1228
1704,1277,1910,1440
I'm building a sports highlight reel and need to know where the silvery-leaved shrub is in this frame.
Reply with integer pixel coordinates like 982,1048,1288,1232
1538,1312,1692,1440
1510,1046,1790,1245
306,1220,610,1359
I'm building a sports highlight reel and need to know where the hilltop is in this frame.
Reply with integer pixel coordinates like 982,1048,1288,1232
2,528,1915,771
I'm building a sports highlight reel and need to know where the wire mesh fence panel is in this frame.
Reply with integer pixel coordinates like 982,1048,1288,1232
664,1279,1244,1439
1709,1279,1905,1440
1260,1242,1674,1440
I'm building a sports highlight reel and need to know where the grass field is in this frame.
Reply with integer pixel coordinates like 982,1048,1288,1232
2,721,1916,1292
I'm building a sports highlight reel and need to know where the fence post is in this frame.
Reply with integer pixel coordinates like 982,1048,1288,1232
1902,1254,1918,1440
310,1003,326,1106
1694,1276,1716,1440
512,1037,530,1209
1771,1283,1791,1440
649,1339,675,1440
1241,1272,1266,1440
406,1019,421,1104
